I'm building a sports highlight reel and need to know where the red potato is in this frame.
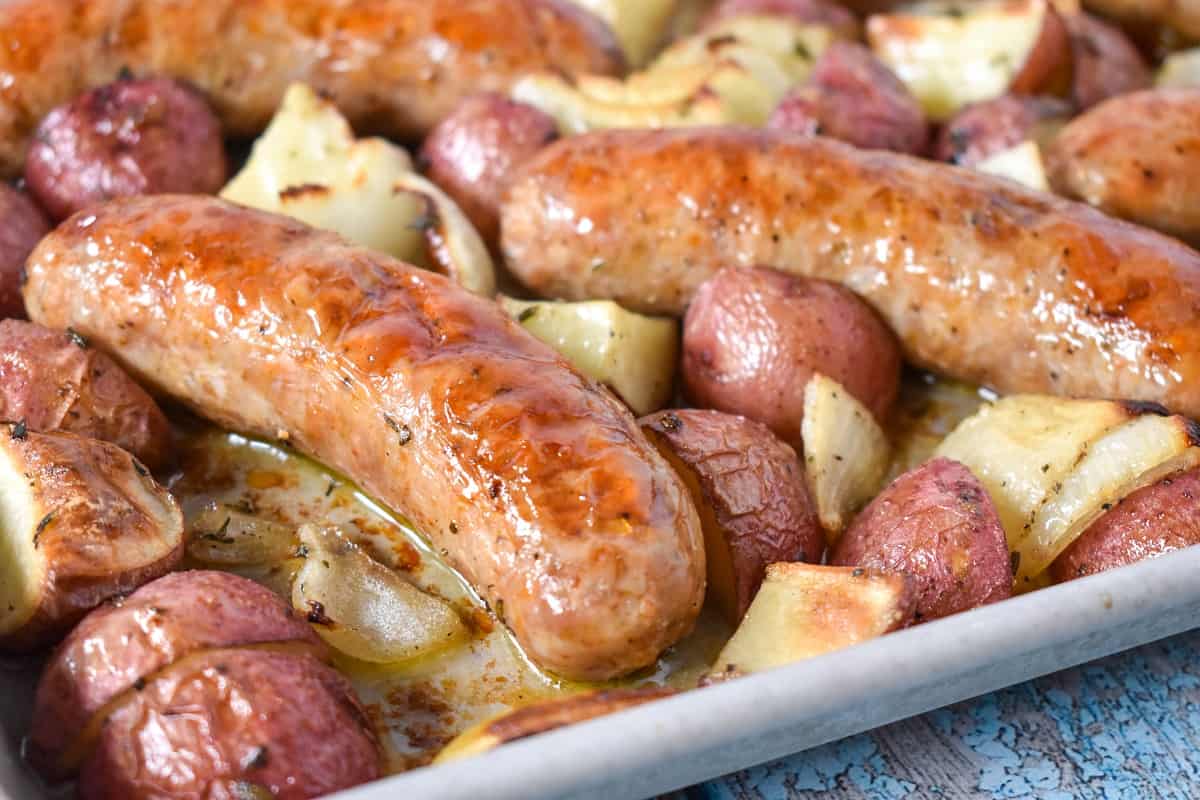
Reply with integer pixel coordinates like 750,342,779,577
934,94,1073,166
1051,467,1200,582
701,0,861,38
0,319,170,470
768,41,929,155
1047,88,1200,246
419,93,560,251
682,266,902,450
831,457,1013,622
1065,12,1150,110
640,409,823,623
0,185,48,319
24,77,228,221
78,648,381,800
28,570,323,781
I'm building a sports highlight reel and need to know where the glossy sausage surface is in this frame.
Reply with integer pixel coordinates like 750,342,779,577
501,127,1200,416
0,0,622,177
24,196,704,681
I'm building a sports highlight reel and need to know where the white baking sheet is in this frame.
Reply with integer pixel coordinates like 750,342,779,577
4,545,1199,800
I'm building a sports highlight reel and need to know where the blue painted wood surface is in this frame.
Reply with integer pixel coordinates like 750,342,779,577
691,629,1200,799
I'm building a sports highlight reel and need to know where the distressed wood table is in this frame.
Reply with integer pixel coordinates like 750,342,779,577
688,628,1200,799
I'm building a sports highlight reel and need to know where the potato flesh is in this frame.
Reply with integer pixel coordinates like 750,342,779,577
975,140,1051,192
714,563,912,674
499,297,678,415
569,0,680,66
0,442,42,635
292,525,466,664
1158,49,1200,88
801,373,890,540
935,395,1128,540
511,18,835,132
868,0,1053,120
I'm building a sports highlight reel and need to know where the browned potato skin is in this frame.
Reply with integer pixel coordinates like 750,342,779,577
682,266,901,448
29,571,323,781
0,320,170,470
702,0,860,38
78,648,381,800
1051,467,1200,582
641,409,823,622
0,427,183,653
831,457,1013,622
501,127,1200,417
0,184,48,318
934,95,1073,166
419,93,559,252
24,77,228,222
1082,0,1200,40
1065,13,1150,111
768,41,929,156
1047,89,1200,246
0,0,622,178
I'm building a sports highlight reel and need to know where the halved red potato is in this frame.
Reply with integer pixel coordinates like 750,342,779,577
934,94,1072,166
0,185,49,319
709,563,916,678
1065,12,1150,109
867,0,1073,121
0,427,183,654
436,686,676,763
682,266,902,450
78,648,381,800
641,409,823,623
831,457,1013,622
1051,466,1200,582
0,320,171,470
28,570,321,781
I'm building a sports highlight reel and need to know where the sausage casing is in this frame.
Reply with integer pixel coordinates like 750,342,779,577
24,196,704,681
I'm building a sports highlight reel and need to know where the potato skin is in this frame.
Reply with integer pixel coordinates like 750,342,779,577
28,570,322,781
831,457,1013,622
418,93,559,250
78,648,381,800
641,409,823,621
682,266,901,448
1065,12,1150,110
24,77,227,221
0,319,170,470
768,41,929,156
1047,89,1200,246
1051,467,1200,582
0,185,49,319
934,94,1073,166
701,0,860,38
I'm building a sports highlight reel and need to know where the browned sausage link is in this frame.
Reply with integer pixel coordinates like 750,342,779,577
23,196,704,682
500,127,1200,416
0,0,623,178
1047,89,1200,248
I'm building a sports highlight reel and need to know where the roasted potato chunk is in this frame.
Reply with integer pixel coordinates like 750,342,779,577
0,320,170,470
0,185,49,319
1051,466,1200,582
641,409,823,622
28,570,322,781
1064,12,1150,110
867,0,1073,121
0,426,183,653
831,457,1013,621
934,94,1072,167
436,687,676,763
701,0,860,38
710,563,916,677
501,296,679,415
682,266,901,449
573,0,682,66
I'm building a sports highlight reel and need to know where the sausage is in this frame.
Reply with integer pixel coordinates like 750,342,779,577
1065,12,1151,110
23,195,704,682
0,184,49,318
767,41,929,156
0,0,623,178
24,77,228,221
933,95,1073,166
1047,89,1200,247
500,127,1200,417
